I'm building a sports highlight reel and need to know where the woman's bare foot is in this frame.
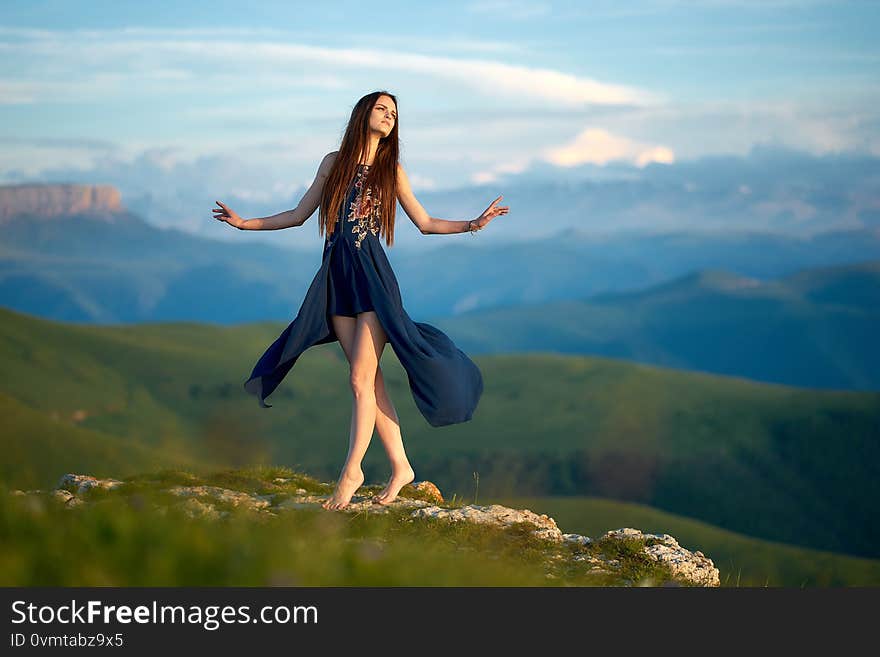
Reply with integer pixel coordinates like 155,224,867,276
371,465,415,505
322,467,365,510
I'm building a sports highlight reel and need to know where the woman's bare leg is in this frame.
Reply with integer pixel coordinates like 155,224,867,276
370,367,415,505
322,311,387,510
329,313,415,505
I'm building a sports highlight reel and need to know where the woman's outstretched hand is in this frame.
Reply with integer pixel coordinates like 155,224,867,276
213,201,245,229
472,195,509,231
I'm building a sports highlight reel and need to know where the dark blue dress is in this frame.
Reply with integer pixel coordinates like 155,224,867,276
243,163,483,427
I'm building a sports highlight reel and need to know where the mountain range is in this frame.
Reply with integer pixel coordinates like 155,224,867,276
432,262,880,390
3,183,879,392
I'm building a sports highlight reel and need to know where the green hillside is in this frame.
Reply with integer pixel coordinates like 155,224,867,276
1,391,190,486
1,305,877,563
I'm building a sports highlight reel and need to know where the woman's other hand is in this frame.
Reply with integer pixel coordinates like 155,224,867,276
472,195,509,231
213,201,245,229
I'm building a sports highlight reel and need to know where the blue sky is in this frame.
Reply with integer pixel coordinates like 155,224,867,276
1,0,878,234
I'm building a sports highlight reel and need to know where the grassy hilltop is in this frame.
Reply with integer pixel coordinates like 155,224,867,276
1,306,878,583
2,466,713,587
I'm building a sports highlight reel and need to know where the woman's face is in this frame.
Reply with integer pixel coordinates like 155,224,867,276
370,96,397,137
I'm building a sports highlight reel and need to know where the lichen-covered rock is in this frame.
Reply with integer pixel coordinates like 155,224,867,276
176,497,223,520
275,492,432,514
165,485,273,511
408,481,444,503
57,474,124,495
573,552,616,576
52,489,84,507
411,504,564,542
602,528,720,587
563,533,592,546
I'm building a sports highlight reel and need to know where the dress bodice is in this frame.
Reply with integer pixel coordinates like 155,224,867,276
326,163,382,250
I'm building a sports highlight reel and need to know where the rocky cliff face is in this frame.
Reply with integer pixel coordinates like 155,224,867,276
0,183,123,222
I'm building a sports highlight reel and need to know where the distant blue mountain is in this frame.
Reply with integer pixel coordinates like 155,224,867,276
429,261,880,391
3,193,880,324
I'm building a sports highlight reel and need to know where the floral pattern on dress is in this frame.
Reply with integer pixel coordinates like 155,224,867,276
347,165,381,249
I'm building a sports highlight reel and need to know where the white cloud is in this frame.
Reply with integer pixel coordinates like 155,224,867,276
0,27,660,109
2,23,877,201
469,126,674,183
543,127,675,167
471,155,531,184
406,172,438,190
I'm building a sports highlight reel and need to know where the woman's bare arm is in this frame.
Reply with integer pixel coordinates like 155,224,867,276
397,163,508,235
240,152,337,230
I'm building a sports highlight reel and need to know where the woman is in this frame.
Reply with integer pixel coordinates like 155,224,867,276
213,90,509,510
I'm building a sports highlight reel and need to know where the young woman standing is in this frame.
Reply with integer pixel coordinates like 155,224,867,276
213,90,508,510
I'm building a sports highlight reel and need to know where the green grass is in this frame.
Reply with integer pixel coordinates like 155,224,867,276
1,467,683,587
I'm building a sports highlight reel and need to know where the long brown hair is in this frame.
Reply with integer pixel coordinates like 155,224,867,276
319,90,400,247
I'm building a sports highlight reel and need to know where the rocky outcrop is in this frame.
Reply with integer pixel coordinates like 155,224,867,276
167,485,274,511
412,504,565,542
603,528,720,587
12,472,721,587
57,473,125,495
410,505,719,586
0,183,123,221
410,480,444,503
